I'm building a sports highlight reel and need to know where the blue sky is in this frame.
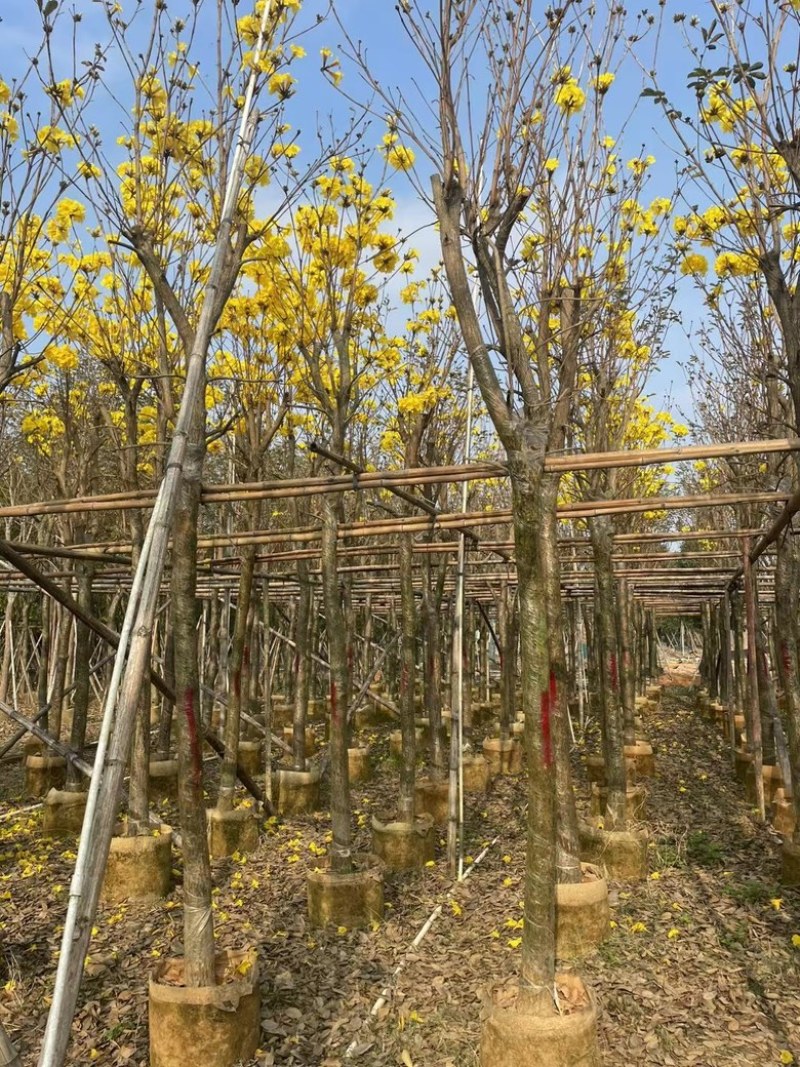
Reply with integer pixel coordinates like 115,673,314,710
1,0,728,428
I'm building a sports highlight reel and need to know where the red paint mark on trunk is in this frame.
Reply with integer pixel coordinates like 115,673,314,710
183,686,203,788
330,678,340,728
610,653,618,692
233,669,241,699
540,672,554,770
782,641,793,678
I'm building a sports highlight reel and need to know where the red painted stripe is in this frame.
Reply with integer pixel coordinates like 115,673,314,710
540,671,554,769
183,686,203,788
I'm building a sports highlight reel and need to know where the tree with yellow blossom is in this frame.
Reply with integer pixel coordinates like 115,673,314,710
259,152,416,885
647,0,800,851
28,0,340,1010
351,0,675,1044
373,266,464,823
0,42,100,401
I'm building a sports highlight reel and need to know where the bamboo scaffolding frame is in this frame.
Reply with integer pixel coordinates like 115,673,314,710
2,436,796,521
55,489,789,557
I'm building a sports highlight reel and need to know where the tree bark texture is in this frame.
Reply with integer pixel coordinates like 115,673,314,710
541,477,581,885
322,495,352,874
590,515,626,830
171,389,215,987
398,533,417,822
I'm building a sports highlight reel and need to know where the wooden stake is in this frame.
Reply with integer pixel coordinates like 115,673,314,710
743,540,765,820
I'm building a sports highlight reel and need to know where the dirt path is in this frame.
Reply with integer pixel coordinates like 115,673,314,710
353,686,800,1067
0,686,798,1066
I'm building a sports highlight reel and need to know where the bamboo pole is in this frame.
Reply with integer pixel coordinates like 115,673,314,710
60,490,792,556
448,358,474,879
743,540,765,821
2,437,797,520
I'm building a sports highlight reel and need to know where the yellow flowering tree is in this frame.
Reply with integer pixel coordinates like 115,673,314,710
0,50,96,398
377,0,669,1037
258,154,413,875
30,0,338,994
377,268,465,809
647,0,800,842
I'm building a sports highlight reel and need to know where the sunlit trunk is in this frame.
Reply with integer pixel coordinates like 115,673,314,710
541,477,581,885
590,514,626,830
171,389,215,986
322,496,352,874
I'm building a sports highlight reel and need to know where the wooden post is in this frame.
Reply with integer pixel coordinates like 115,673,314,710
743,540,765,819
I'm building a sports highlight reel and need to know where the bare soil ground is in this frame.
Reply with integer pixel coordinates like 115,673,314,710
1,676,799,1066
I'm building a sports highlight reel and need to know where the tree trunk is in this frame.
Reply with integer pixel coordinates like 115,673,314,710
292,562,311,771
127,681,152,835
322,495,352,874
616,578,636,747
647,611,659,682
755,612,777,766
65,561,93,792
156,629,174,760
262,579,273,808
398,533,416,822
541,477,581,885
171,389,215,987
775,533,800,842
422,554,447,772
0,592,14,705
743,543,765,820
512,464,556,1014
590,515,626,830
731,593,746,716
721,594,737,762
498,582,517,743
49,604,72,742
218,545,256,810
37,599,50,731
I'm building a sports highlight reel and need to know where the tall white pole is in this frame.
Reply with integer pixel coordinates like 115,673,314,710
452,360,474,881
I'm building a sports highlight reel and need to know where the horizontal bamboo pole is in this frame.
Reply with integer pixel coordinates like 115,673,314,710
66,491,790,556
1,437,797,520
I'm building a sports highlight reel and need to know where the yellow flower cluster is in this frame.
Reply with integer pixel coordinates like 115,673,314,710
554,78,586,115
680,253,708,277
36,125,77,154
45,199,86,243
381,132,415,172
700,82,754,135
714,251,759,278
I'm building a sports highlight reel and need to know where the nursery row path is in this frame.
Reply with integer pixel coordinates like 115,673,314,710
352,673,800,1067
582,674,800,1067
1,675,799,1066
